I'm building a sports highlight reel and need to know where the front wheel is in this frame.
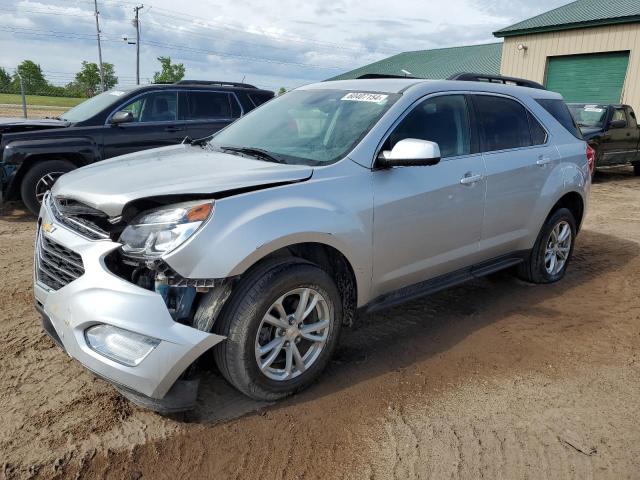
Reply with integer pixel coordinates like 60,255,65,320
20,159,75,215
212,259,342,401
518,207,576,284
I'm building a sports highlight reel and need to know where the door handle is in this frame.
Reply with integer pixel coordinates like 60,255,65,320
165,126,185,132
460,173,483,185
536,155,552,166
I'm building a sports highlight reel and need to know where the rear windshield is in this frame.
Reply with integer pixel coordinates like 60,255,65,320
568,104,607,128
536,99,583,139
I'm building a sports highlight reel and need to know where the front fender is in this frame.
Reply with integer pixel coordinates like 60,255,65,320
163,164,374,306
3,136,100,166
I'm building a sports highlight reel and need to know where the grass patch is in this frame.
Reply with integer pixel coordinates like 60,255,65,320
0,93,84,108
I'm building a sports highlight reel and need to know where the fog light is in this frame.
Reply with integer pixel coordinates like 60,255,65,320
85,324,160,367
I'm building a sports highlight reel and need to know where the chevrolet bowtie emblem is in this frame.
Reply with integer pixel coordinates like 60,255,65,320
42,222,56,234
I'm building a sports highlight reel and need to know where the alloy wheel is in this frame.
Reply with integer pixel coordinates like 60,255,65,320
255,287,331,381
35,172,65,204
544,220,572,275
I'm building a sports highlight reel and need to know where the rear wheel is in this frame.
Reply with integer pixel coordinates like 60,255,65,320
518,207,576,284
20,159,75,215
213,259,342,401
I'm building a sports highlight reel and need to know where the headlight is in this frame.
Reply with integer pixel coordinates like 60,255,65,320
119,201,213,258
85,324,160,367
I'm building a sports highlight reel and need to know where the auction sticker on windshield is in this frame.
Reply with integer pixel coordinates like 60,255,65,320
341,92,388,103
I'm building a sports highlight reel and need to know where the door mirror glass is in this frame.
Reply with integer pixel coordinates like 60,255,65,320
608,119,627,129
378,139,441,167
111,111,134,125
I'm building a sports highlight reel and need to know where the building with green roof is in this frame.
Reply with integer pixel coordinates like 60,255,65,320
331,0,640,111
329,43,502,81
496,0,640,111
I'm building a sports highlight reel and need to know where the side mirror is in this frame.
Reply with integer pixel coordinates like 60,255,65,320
111,111,134,125
377,139,441,168
608,119,626,129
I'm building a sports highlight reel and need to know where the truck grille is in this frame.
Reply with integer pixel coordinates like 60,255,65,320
35,230,85,290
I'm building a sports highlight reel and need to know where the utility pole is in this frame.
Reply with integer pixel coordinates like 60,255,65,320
93,0,105,92
133,5,144,85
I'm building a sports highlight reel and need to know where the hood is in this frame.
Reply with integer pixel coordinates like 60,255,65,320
52,144,314,217
0,117,69,133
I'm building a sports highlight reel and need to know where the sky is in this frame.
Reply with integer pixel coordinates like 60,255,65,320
0,0,571,91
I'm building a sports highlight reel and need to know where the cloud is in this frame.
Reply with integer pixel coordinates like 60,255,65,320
0,0,570,90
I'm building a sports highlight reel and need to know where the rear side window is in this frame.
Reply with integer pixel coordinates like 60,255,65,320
184,91,240,120
527,111,547,145
536,98,582,139
474,95,531,152
612,107,627,126
248,93,273,107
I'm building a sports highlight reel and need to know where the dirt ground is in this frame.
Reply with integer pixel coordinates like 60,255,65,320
1,168,639,480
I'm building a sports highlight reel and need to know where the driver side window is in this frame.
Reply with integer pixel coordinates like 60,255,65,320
116,91,177,123
383,95,471,158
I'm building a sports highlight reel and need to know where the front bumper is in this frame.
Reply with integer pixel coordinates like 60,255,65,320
34,199,225,411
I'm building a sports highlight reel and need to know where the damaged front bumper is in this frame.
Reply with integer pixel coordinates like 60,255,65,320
33,199,226,413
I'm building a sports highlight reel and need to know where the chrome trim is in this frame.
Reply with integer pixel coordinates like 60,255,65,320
48,196,110,241
35,229,85,291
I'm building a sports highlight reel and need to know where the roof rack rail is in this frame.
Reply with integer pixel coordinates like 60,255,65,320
447,72,546,90
174,80,258,89
356,73,421,80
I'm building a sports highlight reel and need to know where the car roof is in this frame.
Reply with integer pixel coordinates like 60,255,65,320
304,78,562,99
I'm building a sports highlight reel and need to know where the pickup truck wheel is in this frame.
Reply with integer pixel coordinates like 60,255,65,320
213,259,342,401
518,207,576,284
20,160,75,215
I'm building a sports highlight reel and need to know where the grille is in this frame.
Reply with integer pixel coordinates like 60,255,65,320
49,196,110,241
35,230,85,290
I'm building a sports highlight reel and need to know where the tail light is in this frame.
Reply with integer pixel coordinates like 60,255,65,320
586,144,596,177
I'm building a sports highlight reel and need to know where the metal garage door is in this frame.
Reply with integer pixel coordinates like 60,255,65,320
545,51,630,103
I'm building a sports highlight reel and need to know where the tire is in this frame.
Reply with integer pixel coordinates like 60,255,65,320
213,259,342,401
517,207,576,284
20,159,75,215
633,162,640,176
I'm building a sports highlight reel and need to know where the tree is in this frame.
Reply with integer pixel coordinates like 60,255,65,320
0,67,10,92
153,56,185,83
73,61,118,96
277,87,286,96
11,60,49,94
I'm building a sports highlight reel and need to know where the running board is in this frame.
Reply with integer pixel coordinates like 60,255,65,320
362,251,527,314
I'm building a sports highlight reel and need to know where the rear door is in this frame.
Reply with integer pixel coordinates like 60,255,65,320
183,90,242,140
102,90,187,158
471,93,559,259
372,93,486,297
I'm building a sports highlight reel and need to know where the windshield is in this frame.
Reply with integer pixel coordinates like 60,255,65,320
61,89,133,123
568,104,607,128
209,89,400,165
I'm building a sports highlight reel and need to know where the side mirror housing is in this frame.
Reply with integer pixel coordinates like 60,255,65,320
377,139,441,168
111,111,134,125
608,119,626,129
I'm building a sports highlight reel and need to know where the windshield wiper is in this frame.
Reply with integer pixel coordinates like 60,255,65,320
219,145,287,164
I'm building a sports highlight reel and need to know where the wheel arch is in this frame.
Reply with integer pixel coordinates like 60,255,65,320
547,190,585,232
230,238,360,326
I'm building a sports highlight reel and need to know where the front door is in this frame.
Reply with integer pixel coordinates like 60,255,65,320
102,90,188,159
372,94,486,298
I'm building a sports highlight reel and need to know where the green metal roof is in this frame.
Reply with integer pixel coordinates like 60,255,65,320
328,43,503,81
494,0,640,37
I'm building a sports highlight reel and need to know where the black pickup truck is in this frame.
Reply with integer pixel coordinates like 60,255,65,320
568,103,640,176
0,80,273,214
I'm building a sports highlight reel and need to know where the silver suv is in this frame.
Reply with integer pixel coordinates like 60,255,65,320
34,78,591,412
